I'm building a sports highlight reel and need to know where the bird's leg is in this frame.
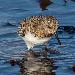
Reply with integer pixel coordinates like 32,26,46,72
41,46,48,58
44,47,48,58
55,33,61,45
28,48,41,58
42,40,51,58
29,48,33,52
28,48,35,55
27,49,36,59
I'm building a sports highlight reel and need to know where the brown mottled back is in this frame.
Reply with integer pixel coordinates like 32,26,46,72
18,16,58,38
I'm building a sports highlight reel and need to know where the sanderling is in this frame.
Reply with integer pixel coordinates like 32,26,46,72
18,16,59,50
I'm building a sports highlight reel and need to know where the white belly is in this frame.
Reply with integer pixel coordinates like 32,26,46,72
22,32,50,50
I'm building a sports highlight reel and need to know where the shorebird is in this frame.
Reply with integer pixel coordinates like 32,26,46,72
18,16,60,50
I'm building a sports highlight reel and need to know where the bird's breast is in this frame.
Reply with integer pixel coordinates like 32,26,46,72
22,32,50,45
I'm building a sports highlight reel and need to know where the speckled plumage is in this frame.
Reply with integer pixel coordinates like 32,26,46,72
18,16,59,50
18,16,58,38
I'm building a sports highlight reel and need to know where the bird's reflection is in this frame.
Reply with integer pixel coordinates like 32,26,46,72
19,50,58,75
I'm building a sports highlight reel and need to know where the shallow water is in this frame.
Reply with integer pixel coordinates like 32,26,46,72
0,0,75,75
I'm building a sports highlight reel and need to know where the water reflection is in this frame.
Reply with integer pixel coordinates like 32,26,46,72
19,50,58,75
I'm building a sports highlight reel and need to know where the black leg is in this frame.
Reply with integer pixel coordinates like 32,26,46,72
41,47,49,58
55,33,61,45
